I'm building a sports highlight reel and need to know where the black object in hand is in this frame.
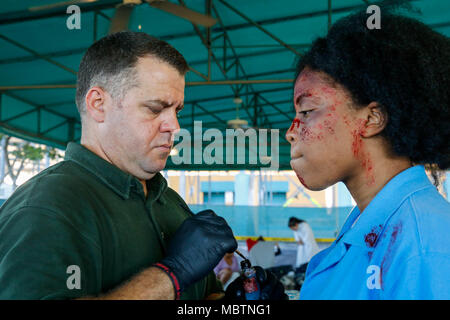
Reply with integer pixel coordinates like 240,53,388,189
158,210,238,294
225,266,289,300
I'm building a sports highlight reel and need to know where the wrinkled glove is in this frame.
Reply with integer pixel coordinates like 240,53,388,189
225,266,289,300
154,210,237,299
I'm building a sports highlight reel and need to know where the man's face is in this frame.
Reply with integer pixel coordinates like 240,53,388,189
100,56,184,180
286,68,366,190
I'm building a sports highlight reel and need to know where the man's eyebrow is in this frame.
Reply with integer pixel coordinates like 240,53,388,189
144,99,173,107
144,99,184,109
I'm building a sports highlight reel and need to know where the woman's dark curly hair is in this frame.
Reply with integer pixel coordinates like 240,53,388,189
295,7,450,173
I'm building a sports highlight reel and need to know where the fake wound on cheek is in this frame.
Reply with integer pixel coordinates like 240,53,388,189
289,118,317,142
292,107,339,143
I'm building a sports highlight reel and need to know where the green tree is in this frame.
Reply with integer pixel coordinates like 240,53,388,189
0,134,62,189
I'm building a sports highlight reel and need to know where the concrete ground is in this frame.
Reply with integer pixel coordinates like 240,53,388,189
236,240,332,268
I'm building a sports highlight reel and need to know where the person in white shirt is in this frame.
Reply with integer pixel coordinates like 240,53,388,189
288,217,320,270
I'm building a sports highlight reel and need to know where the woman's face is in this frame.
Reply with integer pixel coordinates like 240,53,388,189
286,68,372,190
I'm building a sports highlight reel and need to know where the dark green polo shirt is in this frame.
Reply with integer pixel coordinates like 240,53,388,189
0,142,222,299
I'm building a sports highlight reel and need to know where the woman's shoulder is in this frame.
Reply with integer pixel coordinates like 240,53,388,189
395,186,450,255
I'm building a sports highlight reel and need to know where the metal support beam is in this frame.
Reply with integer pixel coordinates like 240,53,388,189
189,46,303,68
0,34,77,75
184,85,293,105
0,84,76,90
189,67,209,81
1,107,39,124
0,121,69,147
257,94,293,122
245,68,296,79
39,119,68,136
253,94,258,127
2,92,80,125
179,98,294,122
210,43,311,49
206,0,212,81
187,79,293,86
179,2,241,99
211,3,254,120
0,47,87,65
0,0,122,25
210,3,278,123
217,0,303,57
0,79,293,91
193,102,227,124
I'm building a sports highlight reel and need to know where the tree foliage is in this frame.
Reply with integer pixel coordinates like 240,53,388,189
0,134,62,189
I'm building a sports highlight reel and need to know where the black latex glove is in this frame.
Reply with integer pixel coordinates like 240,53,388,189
225,266,289,300
155,210,237,297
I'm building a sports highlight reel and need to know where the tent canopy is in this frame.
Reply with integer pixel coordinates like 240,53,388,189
0,0,449,170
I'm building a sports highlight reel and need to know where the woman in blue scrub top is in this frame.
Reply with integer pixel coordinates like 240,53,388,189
285,7,450,299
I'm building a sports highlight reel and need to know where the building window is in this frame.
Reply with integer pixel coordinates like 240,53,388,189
201,181,235,205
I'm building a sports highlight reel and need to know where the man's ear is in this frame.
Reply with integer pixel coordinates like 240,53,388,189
85,86,106,123
360,102,388,138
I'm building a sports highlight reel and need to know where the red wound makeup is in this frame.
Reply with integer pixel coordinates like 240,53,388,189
289,118,301,131
351,119,375,186
296,174,308,188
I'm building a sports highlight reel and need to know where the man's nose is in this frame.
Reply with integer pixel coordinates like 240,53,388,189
161,109,180,134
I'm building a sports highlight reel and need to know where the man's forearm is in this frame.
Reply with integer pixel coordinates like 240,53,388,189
79,266,175,300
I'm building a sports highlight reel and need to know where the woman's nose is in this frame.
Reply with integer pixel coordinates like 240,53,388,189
286,119,299,144
286,130,295,144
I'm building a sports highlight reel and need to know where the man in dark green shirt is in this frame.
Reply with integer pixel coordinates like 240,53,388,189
0,31,237,300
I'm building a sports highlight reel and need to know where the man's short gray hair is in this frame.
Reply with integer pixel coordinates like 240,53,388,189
76,31,189,116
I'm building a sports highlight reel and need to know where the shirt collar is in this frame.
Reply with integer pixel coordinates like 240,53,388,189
64,142,167,201
146,172,168,204
339,165,433,248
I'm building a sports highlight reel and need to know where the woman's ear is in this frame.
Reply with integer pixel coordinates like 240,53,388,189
85,86,106,123
360,102,388,138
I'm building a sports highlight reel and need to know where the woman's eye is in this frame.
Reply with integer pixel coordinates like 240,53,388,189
299,110,313,117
